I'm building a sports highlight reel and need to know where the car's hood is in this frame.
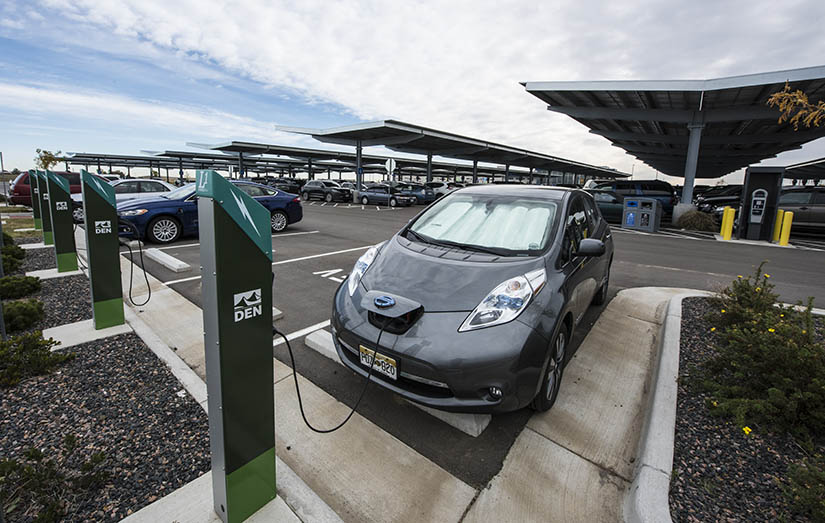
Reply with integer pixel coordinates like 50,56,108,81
117,196,174,210
361,235,545,312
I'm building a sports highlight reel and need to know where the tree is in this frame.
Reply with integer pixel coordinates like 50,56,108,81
10,168,20,176
767,82,825,129
33,149,62,170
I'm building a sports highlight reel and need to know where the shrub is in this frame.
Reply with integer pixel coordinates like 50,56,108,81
0,275,41,299
677,210,718,231
2,254,21,275
783,454,825,521
1,243,25,261
2,231,13,246
701,264,825,441
0,332,68,387
0,434,108,521
2,299,44,332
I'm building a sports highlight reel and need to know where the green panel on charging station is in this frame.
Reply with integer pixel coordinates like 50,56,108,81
36,170,53,244
196,170,275,523
81,170,124,329
28,169,43,230
45,170,78,272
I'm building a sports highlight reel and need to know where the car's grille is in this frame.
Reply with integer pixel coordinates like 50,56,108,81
368,306,423,335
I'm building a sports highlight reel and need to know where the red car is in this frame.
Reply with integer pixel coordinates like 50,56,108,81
9,171,107,206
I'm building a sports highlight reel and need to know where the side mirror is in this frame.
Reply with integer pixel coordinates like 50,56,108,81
575,238,605,257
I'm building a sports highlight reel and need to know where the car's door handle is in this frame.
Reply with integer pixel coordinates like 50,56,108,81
799,206,809,210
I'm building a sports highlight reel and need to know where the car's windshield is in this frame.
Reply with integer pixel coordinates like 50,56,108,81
162,184,195,200
407,193,558,255
322,181,341,188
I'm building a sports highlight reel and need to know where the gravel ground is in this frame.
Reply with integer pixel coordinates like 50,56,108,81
19,247,55,274
31,274,93,330
669,297,824,522
13,236,43,245
0,333,210,521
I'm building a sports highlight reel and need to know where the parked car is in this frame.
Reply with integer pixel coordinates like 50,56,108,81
71,178,177,222
341,182,368,192
256,176,303,195
9,171,108,207
99,174,121,182
389,182,436,204
592,180,677,217
331,186,613,413
117,181,302,244
777,187,825,233
698,186,743,216
425,181,463,198
586,189,624,222
358,185,417,207
301,180,352,202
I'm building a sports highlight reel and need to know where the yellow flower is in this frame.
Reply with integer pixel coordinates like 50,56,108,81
743,426,752,435
780,314,784,318
764,274,770,278
737,275,743,278
803,330,807,334
712,401,718,407
768,328,775,333
710,327,716,332
721,309,726,313
756,287,761,292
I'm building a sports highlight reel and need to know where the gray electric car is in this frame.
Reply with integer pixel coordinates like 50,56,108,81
331,185,613,413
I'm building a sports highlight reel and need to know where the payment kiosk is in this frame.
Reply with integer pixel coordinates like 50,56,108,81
737,167,784,241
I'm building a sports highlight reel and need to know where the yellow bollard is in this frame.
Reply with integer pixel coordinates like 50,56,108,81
778,211,793,246
772,209,785,243
721,207,734,240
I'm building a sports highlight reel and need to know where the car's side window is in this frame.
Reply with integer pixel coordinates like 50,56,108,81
114,181,140,193
812,191,825,204
779,191,813,205
140,181,167,193
583,196,601,231
561,197,587,264
238,185,266,197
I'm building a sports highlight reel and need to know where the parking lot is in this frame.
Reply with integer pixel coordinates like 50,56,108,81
117,200,825,489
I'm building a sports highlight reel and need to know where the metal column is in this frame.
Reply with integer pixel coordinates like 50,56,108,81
355,140,363,203
472,160,478,184
529,167,534,185
682,122,705,203
307,157,313,180
505,164,510,182
426,153,433,183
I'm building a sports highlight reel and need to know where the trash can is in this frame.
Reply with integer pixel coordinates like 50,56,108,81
622,197,662,233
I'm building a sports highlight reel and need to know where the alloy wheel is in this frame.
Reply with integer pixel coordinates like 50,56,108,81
152,219,179,243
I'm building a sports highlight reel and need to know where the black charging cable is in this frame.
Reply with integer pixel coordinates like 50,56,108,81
273,318,389,434
118,221,151,307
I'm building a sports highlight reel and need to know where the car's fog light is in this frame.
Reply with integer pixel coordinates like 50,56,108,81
489,386,503,399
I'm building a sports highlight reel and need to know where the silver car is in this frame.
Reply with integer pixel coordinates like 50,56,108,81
71,178,176,222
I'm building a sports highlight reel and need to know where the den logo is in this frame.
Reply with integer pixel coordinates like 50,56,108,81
233,289,262,322
56,201,68,211
95,220,112,234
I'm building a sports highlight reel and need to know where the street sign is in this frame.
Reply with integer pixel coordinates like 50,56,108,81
28,169,42,230
196,170,275,523
44,170,77,272
81,170,124,329
35,170,53,244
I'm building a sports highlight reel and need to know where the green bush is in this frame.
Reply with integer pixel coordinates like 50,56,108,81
2,253,21,275
783,454,825,521
0,275,41,299
2,231,13,246
677,210,718,231
0,434,107,521
0,332,68,387
2,299,44,332
701,264,825,442
1,243,24,261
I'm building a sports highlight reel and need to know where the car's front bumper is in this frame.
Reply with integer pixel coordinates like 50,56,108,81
331,285,551,413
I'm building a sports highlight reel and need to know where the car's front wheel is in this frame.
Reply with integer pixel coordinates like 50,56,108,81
361,196,369,205
389,197,397,207
531,327,567,412
147,216,181,244
325,193,333,203
302,191,310,201
271,210,288,233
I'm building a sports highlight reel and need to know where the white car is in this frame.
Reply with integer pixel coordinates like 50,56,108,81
425,181,464,198
71,178,176,222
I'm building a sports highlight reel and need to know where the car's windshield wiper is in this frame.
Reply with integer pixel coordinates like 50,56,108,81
405,228,437,245
427,238,507,256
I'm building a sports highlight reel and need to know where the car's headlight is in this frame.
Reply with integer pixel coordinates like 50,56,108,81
459,268,546,332
347,244,381,296
118,209,148,216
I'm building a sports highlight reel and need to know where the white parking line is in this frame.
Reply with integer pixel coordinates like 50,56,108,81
333,203,338,207
273,319,330,347
156,230,321,251
321,202,327,206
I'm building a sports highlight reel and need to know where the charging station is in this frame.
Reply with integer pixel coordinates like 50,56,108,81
27,169,43,231
44,170,78,272
80,170,125,329
35,170,54,245
196,170,275,523
737,166,784,241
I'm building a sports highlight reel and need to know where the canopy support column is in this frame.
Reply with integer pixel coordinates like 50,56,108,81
426,153,433,182
529,167,534,184
355,140,363,203
472,160,478,184
681,122,704,204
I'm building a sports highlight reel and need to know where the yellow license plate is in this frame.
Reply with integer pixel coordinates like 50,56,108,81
359,345,397,380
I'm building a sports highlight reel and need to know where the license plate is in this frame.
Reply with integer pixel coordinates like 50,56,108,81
359,345,397,380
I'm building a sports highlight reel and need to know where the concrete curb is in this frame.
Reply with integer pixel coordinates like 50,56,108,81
144,247,191,273
26,268,84,280
304,329,492,438
45,318,133,350
623,291,710,523
20,241,48,249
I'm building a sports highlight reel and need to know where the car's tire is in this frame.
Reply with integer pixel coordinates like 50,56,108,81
592,263,610,306
361,196,369,205
147,216,181,244
72,205,84,223
389,197,397,208
271,210,288,233
325,193,333,203
302,191,310,201
531,327,567,412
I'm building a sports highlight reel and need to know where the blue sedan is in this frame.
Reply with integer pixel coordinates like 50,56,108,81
117,181,303,244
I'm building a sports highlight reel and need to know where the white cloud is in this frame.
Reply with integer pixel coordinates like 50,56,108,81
13,0,825,181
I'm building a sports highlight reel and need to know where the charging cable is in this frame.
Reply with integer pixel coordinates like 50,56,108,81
118,221,152,307
273,318,389,434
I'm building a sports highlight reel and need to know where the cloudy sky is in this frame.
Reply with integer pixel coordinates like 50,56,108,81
1,0,824,183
